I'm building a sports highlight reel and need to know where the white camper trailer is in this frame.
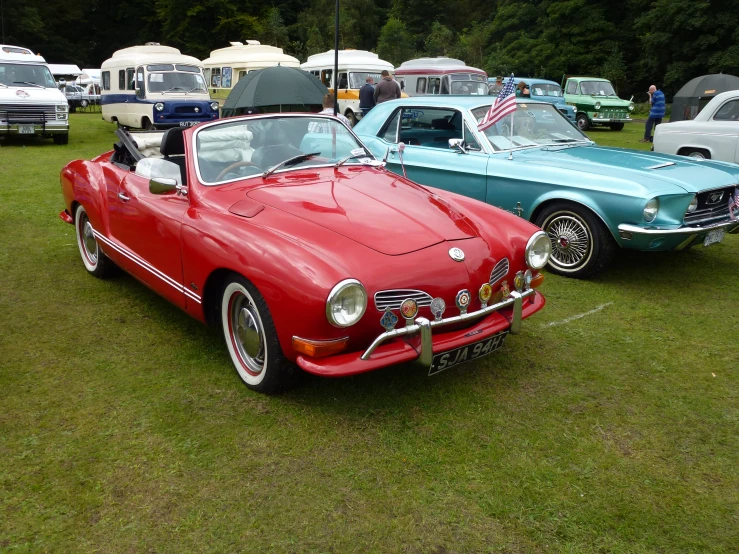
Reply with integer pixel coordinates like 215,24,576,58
203,41,300,102
0,45,69,144
101,43,219,129
301,50,398,124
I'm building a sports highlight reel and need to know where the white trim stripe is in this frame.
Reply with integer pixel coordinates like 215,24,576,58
92,228,202,304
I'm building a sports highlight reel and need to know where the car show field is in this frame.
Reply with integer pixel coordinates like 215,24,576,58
1,114,738,552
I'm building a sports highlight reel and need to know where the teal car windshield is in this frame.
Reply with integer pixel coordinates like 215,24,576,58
530,83,563,97
580,81,617,96
471,103,590,151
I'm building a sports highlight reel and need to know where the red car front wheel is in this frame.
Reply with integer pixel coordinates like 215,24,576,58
220,274,298,394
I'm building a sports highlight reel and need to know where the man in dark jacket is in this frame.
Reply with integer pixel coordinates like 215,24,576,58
373,70,401,104
359,76,376,117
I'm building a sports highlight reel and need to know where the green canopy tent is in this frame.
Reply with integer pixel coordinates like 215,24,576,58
221,66,329,117
669,74,739,122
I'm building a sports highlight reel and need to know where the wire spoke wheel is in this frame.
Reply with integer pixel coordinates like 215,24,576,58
543,212,593,271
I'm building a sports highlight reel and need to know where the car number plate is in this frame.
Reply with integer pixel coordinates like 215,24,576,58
429,331,508,376
704,228,725,247
18,124,35,134
179,121,197,127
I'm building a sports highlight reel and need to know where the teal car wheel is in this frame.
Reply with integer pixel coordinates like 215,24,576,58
535,202,614,278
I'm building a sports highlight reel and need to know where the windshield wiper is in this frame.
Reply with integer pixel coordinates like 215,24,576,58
551,138,580,143
263,152,321,178
13,81,44,88
334,151,372,168
183,87,201,94
161,87,185,93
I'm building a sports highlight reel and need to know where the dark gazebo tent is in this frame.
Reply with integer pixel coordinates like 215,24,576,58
670,74,739,122
221,66,328,117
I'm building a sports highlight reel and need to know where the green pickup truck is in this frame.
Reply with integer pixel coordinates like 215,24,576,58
563,77,634,131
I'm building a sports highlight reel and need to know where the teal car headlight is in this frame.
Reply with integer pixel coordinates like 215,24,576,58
326,279,367,327
644,198,660,222
525,231,551,270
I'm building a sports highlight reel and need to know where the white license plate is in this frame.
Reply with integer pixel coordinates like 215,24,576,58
429,331,508,376
18,124,35,134
704,228,725,247
179,121,197,127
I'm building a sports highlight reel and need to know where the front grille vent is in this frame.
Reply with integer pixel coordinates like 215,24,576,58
490,257,509,285
684,187,735,225
0,103,56,123
374,289,432,311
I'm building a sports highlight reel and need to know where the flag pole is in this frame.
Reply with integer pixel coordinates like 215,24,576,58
509,105,514,160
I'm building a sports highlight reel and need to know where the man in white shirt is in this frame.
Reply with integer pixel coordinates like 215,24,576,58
308,94,352,133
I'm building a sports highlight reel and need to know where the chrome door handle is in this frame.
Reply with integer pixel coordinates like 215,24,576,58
118,192,130,202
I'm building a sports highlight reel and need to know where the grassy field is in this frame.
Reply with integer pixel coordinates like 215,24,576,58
1,116,737,553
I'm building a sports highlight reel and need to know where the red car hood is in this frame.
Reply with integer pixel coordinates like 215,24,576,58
247,171,479,255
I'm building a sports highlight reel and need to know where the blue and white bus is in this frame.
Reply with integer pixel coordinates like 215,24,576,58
101,43,219,130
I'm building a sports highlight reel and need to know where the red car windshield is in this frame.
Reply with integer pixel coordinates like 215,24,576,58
195,116,372,184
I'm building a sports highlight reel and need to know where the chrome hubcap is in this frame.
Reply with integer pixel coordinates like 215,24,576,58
689,152,705,159
82,220,98,264
230,293,265,375
545,214,591,268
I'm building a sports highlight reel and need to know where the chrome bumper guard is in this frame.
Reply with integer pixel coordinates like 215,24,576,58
618,219,739,237
361,289,535,368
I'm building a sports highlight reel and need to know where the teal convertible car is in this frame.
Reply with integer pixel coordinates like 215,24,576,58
353,96,739,277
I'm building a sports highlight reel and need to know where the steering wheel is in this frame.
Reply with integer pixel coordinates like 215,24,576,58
216,161,260,181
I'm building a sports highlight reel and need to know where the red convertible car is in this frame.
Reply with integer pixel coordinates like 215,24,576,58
59,114,551,393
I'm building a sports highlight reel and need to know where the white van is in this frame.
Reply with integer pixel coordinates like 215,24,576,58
301,49,398,125
101,43,219,130
395,58,489,96
0,45,69,144
203,41,300,103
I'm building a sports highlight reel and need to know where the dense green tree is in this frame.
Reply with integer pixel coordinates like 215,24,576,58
2,0,737,98
376,17,414,67
424,22,454,57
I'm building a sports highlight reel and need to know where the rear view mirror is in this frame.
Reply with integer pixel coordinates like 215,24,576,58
449,138,467,154
149,178,178,194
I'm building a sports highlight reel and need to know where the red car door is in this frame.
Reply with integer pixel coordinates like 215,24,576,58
107,172,189,309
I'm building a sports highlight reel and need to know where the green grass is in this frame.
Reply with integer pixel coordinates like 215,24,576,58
1,115,737,553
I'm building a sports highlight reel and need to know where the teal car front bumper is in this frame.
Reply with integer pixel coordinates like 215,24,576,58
618,219,739,250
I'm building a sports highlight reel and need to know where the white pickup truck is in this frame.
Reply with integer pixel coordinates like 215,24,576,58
0,44,69,144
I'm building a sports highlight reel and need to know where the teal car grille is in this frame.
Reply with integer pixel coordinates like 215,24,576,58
684,187,736,225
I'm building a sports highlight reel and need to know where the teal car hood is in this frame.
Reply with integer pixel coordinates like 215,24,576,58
513,145,739,194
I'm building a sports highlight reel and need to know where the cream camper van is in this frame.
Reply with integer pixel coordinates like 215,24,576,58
301,49,397,125
203,41,300,102
101,43,219,129
0,45,69,144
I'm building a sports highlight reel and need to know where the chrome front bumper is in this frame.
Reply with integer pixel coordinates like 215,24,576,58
618,219,739,237
592,116,632,123
361,289,534,368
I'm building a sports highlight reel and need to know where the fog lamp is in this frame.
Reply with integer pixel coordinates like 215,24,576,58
524,269,533,290
687,196,698,213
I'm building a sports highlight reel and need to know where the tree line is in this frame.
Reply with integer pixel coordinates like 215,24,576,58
3,0,738,99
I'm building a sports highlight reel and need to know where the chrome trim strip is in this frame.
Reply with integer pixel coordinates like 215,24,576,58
489,257,509,285
618,220,739,236
360,289,533,365
374,289,432,311
645,162,675,170
92,229,201,304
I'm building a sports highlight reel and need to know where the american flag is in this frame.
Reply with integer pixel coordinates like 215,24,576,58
729,187,739,220
478,74,517,132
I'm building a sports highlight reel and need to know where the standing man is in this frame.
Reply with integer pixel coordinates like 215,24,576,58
359,76,376,117
640,84,665,143
373,70,401,104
